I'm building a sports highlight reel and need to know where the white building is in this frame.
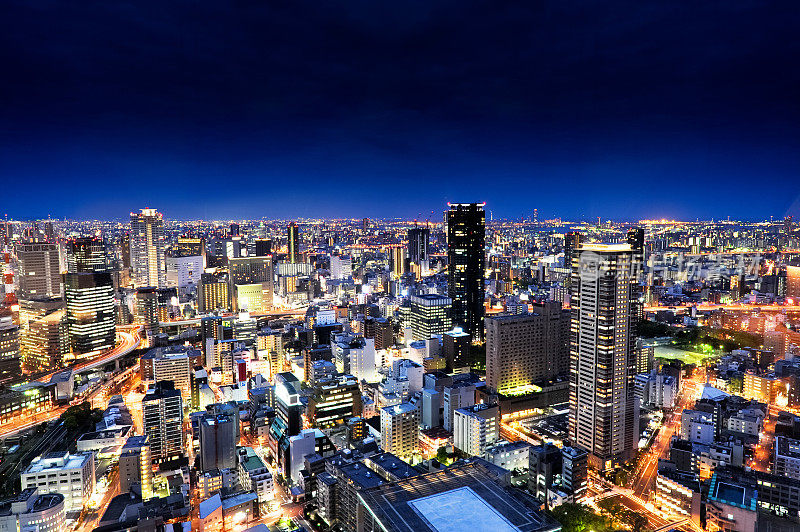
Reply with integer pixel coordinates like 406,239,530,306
166,255,203,289
453,403,500,457
380,402,420,459
238,447,274,502
726,411,763,437
681,410,716,444
21,451,95,513
443,382,475,432
485,440,531,471
130,208,166,288
330,256,352,280
0,488,65,532
774,436,800,480
392,359,423,394
288,430,317,485
349,338,377,382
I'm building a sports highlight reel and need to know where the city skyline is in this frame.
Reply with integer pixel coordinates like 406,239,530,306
3,2,800,220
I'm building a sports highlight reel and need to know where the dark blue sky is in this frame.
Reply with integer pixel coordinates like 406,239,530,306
2,1,799,221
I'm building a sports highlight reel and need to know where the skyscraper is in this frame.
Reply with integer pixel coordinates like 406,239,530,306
199,412,238,471
287,222,300,263
569,243,641,471
16,242,62,300
407,226,430,275
66,237,107,273
447,203,485,341
143,381,184,463
64,271,116,354
130,209,166,288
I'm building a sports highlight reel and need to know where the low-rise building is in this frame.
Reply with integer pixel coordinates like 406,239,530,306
21,451,95,513
484,440,531,472
238,447,273,503
0,488,65,532
774,435,800,480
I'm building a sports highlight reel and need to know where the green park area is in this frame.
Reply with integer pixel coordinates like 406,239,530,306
654,345,713,365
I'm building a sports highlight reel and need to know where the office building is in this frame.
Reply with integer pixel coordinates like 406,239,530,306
21,451,95,513
16,242,62,299
452,402,499,457
380,402,420,459
228,256,273,311
198,273,230,312
391,245,407,278
173,237,206,262
407,226,430,275
165,254,203,288
143,381,184,463
64,271,115,354
287,222,300,263
308,374,362,429
147,346,193,404
21,310,67,374
0,319,21,384
254,238,272,257
130,208,166,288
569,243,641,471
66,236,107,273
443,380,475,432
200,412,238,472
408,293,453,341
774,436,800,480
561,446,588,503
119,435,153,500
443,327,471,372
486,301,570,394
135,287,160,346
0,488,65,532
446,203,485,341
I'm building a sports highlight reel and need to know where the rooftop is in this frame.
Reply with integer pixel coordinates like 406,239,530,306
357,462,559,532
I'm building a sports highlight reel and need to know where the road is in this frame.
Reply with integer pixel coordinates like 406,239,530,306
630,369,705,498
644,302,800,313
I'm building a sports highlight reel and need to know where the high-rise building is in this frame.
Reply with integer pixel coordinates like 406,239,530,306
119,435,153,500
64,272,116,354
564,232,582,272
380,402,420,459
21,310,68,374
446,203,485,341
130,208,166,288
229,223,240,237
569,243,641,471
391,245,407,278
228,256,273,311
408,294,453,341
254,238,272,257
287,222,300,263
561,446,588,503
198,273,230,312
199,412,238,471
307,374,362,429
0,318,21,384
16,242,62,299
485,301,570,394
143,381,184,463
135,288,160,346
407,227,430,275
443,328,471,372
453,402,499,457
66,237,107,273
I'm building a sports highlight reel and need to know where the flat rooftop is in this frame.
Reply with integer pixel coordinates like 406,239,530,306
357,462,560,532
409,487,518,532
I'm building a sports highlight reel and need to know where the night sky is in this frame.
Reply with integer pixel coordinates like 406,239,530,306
2,1,799,221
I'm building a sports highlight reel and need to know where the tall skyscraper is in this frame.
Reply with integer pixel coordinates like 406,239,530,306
446,203,486,341
287,222,300,263
390,245,407,278
143,381,184,463
130,209,166,288
564,232,582,271
66,237,107,273
16,242,62,299
485,301,570,394
569,243,641,471
407,226,430,275
64,271,116,354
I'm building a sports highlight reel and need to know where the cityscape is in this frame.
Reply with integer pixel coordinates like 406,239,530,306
2,213,800,532
4,2,800,532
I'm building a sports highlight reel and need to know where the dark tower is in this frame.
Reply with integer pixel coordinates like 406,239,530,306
446,203,485,341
